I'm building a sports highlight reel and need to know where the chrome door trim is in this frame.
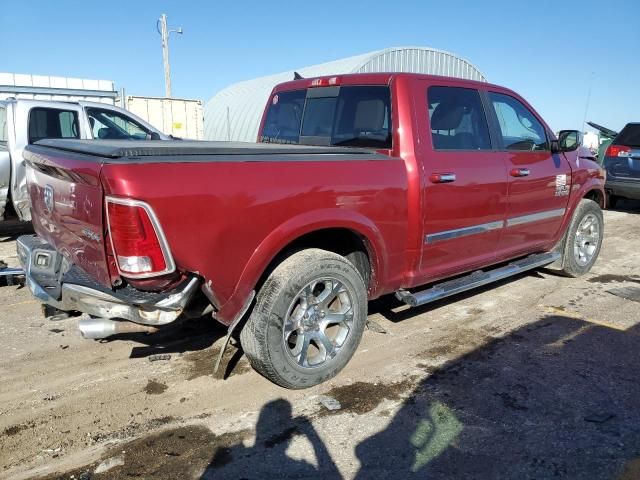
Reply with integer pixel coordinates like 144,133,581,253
425,207,567,244
506,208,566,227
425,220,503,244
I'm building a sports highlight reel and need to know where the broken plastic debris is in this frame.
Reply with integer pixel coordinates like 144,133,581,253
366,319,388,334
148,353,172,362
94,455,125,474
318,395,342,411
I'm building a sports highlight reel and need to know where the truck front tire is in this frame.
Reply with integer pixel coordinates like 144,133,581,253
240,248,367,389
559,199,604,277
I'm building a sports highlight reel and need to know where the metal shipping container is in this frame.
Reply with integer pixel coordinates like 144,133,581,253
124,96,204,140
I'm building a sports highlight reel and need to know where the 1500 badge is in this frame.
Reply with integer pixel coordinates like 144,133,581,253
82,228,101,242
555,174,570,197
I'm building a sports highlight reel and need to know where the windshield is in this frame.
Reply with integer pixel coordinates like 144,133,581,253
86,107,152,140
614,124,640,148
0,105,7,144
261,86,392,149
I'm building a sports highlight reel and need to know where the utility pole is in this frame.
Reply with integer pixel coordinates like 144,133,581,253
157,14,183,98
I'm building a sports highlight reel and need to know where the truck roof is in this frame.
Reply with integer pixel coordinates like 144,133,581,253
272,72,506,94
29,139,388,162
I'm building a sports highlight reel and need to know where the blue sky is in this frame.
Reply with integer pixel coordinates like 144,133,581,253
1,0,638,132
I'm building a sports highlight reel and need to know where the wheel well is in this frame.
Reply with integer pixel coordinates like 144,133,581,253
258,228,373,291
584,189,604,207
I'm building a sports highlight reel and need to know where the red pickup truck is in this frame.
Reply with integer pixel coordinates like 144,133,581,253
18,73,605,389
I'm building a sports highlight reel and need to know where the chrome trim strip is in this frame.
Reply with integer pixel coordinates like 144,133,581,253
425,207,567,244
425,220,503,244
506,208,566,227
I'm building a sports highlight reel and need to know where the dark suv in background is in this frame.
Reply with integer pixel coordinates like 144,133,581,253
603,123,640,207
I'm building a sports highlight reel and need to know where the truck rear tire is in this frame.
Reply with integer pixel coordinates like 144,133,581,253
559,199,604,277
240,248,367,389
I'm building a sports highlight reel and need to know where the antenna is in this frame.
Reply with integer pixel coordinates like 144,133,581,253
582,72,595,133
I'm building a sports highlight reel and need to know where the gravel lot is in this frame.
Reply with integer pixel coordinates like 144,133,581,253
1,202,640,480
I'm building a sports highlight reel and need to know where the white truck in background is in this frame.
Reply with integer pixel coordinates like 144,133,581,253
0,73,202,227
0,99,169,225
1,73,204,140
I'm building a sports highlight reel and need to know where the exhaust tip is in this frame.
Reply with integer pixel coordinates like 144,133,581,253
78,318,160,339
78,318,118,339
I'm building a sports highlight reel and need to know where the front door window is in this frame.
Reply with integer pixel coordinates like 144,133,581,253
488,92,548,151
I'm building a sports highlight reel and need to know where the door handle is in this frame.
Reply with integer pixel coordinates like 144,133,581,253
429,173,456,183
510,168,530,177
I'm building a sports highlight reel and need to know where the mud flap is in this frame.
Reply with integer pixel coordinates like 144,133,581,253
548,225,569,271
213,291,255,374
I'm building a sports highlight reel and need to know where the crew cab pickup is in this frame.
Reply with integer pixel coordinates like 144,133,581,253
18,73,605,389
0,99,169,225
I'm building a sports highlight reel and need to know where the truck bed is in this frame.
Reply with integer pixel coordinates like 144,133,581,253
31,139,386,162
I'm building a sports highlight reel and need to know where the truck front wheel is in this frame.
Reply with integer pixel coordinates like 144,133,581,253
560,199,604,277
240,248,367,389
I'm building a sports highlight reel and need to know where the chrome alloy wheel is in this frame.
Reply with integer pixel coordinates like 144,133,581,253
573,213,601,266
283,277,355,368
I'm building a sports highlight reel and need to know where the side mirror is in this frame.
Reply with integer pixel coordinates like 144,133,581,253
554,130,582,153
146,131,161,141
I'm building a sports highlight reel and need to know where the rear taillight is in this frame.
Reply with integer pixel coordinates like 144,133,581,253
606,145,632,157
105,197,175,278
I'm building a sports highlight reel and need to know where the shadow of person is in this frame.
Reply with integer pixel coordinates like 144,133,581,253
202,399,341,479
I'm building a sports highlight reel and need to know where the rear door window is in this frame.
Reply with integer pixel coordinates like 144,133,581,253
427,86,492,150
614,124,640,148
261,86,392,148
28,108,80,144
488,92,548,151
261,90,306,144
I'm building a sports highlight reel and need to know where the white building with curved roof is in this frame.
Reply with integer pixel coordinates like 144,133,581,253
204,46,486,142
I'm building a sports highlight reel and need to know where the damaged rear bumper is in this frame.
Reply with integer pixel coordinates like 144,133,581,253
17,235,199,326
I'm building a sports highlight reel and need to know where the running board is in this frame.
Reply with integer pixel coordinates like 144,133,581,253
395,252,561,308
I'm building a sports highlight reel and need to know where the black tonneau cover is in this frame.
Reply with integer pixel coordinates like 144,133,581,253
32,139,380,159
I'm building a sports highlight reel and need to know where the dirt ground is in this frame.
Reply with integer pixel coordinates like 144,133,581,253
1,202,640,480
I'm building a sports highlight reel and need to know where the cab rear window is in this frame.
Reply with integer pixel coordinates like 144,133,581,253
261,86,392,149
28,107,80,144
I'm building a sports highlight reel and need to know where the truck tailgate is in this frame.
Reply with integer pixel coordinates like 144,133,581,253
23,145,111,286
